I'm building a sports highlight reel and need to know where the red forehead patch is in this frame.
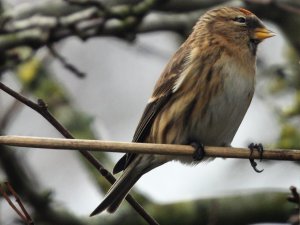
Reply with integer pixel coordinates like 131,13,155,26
238,8,253,15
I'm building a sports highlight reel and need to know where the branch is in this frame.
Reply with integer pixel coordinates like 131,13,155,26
0,182,34,225
0,135,300,161
147,192,291,225
287,186,300,225
0,0,169,50
0,145,87,225
0,88,24,130
1,0,299,55
0,82,159,225
47,44,86,78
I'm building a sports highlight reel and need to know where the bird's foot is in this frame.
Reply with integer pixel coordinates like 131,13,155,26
190,142,205,161
248,143,264,173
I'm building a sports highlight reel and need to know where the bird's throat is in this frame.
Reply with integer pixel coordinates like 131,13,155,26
248,39,260,56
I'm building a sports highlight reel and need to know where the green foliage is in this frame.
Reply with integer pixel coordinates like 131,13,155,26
277,124,300,149
283,91,300,118
269,46,300,150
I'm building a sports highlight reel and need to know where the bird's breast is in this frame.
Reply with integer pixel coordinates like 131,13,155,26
190,59,255,146
148,54,255,154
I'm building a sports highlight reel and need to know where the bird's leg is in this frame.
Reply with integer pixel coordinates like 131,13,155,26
248,143,264,173
190,142,205,161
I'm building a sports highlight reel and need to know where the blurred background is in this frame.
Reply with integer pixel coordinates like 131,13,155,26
0,0,300,224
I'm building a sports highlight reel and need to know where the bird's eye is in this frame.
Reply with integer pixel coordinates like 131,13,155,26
233,16,246,23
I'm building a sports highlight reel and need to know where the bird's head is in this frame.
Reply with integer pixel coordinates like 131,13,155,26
195,7,275,55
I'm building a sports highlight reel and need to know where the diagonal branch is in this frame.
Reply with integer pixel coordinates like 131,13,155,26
5,182,34,225
0,182,34,225
0,81,159,225
0,135,300,161
287,186,300,225
0,184,28,222
47,44,86,78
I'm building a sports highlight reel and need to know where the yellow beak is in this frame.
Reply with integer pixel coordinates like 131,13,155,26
253,27,276,40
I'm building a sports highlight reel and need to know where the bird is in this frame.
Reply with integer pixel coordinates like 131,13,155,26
90,6,275,216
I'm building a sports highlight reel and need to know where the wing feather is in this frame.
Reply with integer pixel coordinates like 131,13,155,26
113,44,190,174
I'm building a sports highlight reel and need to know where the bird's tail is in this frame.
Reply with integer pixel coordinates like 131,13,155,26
90,161,143,216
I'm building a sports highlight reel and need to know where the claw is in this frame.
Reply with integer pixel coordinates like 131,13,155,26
257,143,264,162
249,158,264,173
248,143,264,173
190,142,205,161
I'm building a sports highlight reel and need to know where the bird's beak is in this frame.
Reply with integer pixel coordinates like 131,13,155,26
253,27,276,41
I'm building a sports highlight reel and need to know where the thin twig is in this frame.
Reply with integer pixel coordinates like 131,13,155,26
287,186,300,225
276,2,300,15
64,0,107,11
245,0,300,15
47,45,86,78
288,186,300,204
0,184,27,221
0,135,300,161
0,90,24,131
5,182,34,225
0,81,159,225
0,183,33,225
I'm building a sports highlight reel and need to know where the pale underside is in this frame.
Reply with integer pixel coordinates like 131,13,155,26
144,52,255,166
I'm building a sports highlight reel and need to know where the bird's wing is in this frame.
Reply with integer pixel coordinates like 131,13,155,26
113,44,190,174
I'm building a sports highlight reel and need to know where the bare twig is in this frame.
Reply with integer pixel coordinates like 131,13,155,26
0,135,300,161
64,0,107,11
0,81,159,225
0,184,27,222
47,44,86,78
0,89,24,131
0,182,34,225
245,0,300,15
0,145,87,225
288,186,300,204
287,186,300,225
5,182,34,225
276,2,300,15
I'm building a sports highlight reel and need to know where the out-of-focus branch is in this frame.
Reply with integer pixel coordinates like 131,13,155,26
0,0,168,48
0,0,183,72
0,0,299,56
0,88,24,131
0,182,34,225
0,81,159,225
287,186,300,225
90,190,292,225
0,9,203,52
155,0,231,12
47,44,86,78
0,144,87,225
0,0,237,55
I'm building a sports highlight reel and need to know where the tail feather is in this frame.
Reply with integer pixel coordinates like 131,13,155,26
90,164,142,216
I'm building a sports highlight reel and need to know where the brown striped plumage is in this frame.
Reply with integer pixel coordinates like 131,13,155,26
91,7,275,216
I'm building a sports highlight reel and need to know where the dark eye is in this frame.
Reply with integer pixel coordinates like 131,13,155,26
233,16,246,23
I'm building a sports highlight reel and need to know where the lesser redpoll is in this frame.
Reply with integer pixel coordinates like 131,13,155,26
91,6,274,215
